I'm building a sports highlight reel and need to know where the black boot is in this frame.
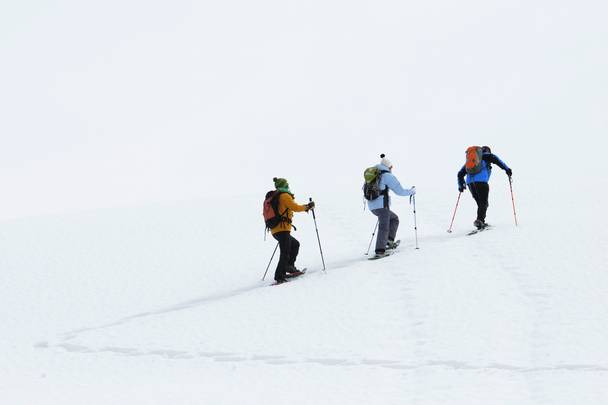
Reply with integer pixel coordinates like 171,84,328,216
286,265,302,274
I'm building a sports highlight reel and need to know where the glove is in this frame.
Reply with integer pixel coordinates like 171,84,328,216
506,168,512,177
305,201,315,211
409,186,416,196
458,184,466,192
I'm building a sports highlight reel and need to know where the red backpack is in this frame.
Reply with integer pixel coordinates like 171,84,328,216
263,191,289,231
465,146,483,174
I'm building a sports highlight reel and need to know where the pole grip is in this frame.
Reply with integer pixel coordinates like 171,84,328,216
309,197,316,219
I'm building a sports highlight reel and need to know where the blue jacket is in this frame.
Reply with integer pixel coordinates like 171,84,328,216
457,153,510,186
367,164,415,211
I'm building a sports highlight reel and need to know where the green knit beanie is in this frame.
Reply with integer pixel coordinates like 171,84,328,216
273,177,289,191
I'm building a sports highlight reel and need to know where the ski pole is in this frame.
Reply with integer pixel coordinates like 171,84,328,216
509,177,518,226
365,219,379,255
410,194,419,250
309,198,326,271
447,192,462,233
262,242,279,280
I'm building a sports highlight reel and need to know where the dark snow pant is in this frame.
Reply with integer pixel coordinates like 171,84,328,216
272,231,300,281
371,208,399,253
468,182,490,222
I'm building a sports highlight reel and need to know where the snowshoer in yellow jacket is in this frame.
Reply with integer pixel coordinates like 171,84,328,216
270,177,315,284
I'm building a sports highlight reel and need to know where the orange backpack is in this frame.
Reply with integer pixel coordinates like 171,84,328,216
465,146,483,174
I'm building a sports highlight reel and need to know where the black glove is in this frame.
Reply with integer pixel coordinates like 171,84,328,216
506,168,512,177
306,201,315,211
458,184,466,193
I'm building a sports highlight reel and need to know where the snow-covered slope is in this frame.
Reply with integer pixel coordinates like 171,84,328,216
2,173,607,404
2,0,608,403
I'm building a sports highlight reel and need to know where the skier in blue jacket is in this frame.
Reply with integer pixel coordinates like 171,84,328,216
368,154,416,258
457,146,512,230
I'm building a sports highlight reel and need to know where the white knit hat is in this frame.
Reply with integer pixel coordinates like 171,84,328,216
380,154,393,169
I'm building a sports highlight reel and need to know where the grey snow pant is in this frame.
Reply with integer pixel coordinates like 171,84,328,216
371,208,399,253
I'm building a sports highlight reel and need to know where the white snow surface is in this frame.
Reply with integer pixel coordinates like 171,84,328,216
2,0,608,403
2,176,608,404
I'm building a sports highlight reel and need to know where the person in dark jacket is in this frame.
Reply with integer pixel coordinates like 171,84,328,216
457,146,512,229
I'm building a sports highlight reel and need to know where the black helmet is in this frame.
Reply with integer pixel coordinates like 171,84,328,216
481,146,491,153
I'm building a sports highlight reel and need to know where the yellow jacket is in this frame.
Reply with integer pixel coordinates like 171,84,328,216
271,192,308,234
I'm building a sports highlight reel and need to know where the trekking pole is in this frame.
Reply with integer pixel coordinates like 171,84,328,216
410,194,420,250
447,192,462,233
365,219,379,255
309,198,326,271
262,242,279,280
509,177,518,226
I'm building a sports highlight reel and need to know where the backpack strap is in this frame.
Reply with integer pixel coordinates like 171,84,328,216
379,170,390,208
273,192,297,230
278,207,297,231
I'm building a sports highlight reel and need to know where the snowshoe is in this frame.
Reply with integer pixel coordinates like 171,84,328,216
368,251,393,260
467,223,491,235
386,240,401,250
285,268,307,279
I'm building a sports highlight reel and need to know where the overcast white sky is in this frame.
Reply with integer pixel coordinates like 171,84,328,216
1,0,607,220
